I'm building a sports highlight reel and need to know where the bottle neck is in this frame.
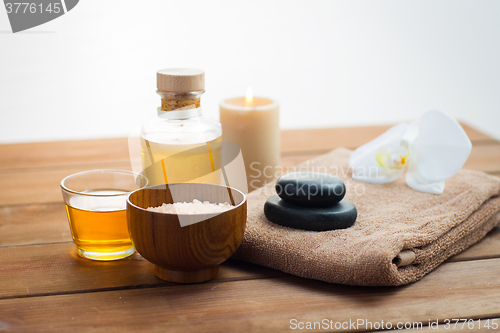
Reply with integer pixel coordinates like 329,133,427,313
157,90,204,111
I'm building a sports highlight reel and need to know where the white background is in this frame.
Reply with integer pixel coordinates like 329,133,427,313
1,0,499,144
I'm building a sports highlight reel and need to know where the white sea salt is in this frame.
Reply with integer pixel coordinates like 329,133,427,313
147,199,233,214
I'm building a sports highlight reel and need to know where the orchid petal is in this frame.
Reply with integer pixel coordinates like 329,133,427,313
402,118,419,143
412,110,472,183
405,152,445,194
350,109,471,194
349,123,409,183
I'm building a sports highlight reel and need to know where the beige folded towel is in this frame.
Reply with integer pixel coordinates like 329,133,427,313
233,148,500,286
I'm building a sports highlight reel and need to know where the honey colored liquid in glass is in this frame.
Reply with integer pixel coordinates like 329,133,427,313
65,191,134,260
141,136,222,186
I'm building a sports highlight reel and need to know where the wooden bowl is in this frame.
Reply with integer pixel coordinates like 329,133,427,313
127,183,247,284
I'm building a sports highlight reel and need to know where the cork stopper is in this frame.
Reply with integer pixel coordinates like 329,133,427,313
157,68,205,93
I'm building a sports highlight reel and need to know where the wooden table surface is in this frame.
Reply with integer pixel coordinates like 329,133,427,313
1,124,500,332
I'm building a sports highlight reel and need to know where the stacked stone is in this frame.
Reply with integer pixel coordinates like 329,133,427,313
264,172,357,231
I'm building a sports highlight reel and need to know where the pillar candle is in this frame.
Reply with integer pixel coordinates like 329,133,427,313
220,94,280,192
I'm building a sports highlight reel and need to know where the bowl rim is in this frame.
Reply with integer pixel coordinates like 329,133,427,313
126,183,247,216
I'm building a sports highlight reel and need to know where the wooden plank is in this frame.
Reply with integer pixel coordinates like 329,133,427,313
1,258,500,332
1,230,499,300
280,145,500,180
0,203,71,246
0,152,333,206
0,125,497,332
0,142,499,210
1,216,497,299
3,222,497,300
460,123,499,144
0,133,498,246
0,203,499,263
0,242,286,299
0,162,131,206
281,143,500,175
0,154,327,206
1,205,498,261
0,148,498,248
0,124,493,172
281,123,496,155
464,144,500,174
0,138,130,171
1,144,496,207
281,125,394,154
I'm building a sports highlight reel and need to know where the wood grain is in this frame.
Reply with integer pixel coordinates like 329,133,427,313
281,123,496,154
1,258,500,332
0,242,285,299
1,226,499,299
0,123,493,172
0,124,499,332
280,143,500,174
0,203,71,246
1,147,499,248
0,153,326,206
460,123,499,143
0,138,130,171
0,162,131,206
9,140,496,207
464,144,500,174
2,204,498,265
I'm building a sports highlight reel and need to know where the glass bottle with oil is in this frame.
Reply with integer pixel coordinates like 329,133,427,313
140,68,222,186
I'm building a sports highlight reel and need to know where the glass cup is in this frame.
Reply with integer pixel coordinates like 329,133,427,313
60,170,148,261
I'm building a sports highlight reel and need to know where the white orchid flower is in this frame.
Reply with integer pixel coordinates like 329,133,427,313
349,110,472,194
